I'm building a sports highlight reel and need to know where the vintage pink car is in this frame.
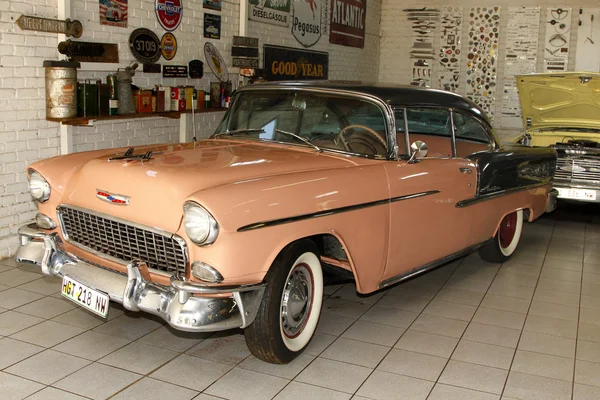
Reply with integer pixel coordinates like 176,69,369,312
17,82,557,364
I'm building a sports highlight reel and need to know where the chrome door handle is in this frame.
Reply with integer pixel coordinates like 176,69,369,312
459,167,473,174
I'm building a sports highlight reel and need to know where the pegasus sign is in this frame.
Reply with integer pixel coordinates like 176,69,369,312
291,0,322,47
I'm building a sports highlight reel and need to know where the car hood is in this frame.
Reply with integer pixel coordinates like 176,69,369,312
57,139,359,233
517,72,600,131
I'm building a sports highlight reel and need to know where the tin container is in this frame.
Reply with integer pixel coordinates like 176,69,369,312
107,74,118,116
43,60,80,119
77,79,100,118
134,89,153,113
160,86,171,111
170,87,186,112
185,86,194,110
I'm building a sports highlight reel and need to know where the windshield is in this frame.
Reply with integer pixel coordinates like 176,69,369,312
214,90,389,157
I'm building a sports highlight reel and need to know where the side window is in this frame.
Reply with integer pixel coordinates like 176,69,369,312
453,112,492,144
395,108,451,136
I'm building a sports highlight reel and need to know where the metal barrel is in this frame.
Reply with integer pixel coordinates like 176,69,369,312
43,61,79,119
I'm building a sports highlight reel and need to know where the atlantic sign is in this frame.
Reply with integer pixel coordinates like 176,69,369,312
329,0,366,48
264,45,328,81
249,0,291,27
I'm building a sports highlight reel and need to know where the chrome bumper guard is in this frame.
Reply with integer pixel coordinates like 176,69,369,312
546,188,559,213
15,224,266,332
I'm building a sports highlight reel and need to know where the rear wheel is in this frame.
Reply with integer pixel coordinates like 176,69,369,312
478,209,524,263
245,239,323,364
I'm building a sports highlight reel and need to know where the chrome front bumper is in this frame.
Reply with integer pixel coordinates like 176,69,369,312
554,182,600,204
15,224,266,332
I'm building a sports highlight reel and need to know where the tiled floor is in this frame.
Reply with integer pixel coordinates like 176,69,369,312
1,205,600,399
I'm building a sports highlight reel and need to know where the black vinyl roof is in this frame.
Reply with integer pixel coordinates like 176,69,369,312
241,80,492,127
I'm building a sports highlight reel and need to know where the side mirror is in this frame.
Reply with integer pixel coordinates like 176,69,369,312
408,141,428,163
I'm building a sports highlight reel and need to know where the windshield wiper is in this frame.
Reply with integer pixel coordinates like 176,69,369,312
274,129,321,152
211,128,265,138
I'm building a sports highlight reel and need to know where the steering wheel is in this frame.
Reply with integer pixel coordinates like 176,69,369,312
337,124,387,151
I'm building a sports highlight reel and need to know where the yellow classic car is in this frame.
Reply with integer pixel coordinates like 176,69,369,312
516,72,600,203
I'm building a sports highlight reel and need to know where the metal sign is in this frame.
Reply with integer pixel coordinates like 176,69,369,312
329,0,366,48
204,42,229,82
161,32,177,60
163,65,188,78
249,0,291,27
143,63,162,73
233,36,259,47
129,28,161,64
264,44,328,80
58,40,119,63
16,15,83,38
155,0,183,32
204,13,221,39
232,57,259,68
291,0,322,47
189,60,204,78
232,35,259,69
203,0,221,11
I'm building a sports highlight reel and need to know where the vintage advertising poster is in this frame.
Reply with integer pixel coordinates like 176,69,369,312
438,6,462,92
544,7,571,71
501,7,540,129
576,8,600,72
99,0,128,27
249,0,291,27
292,0,322,47
263,45,328,80
204,14,221,39
329,0,366,48
203,0,222,11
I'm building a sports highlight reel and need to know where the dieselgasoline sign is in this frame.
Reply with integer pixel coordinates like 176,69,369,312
155,0,182,32
264,45,328,81
249,0,290,27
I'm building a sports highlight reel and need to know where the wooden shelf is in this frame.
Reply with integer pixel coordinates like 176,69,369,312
47,108,227,126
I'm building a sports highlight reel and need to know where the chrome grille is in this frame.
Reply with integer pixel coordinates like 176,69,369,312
556,157,600,183
58,205,187,275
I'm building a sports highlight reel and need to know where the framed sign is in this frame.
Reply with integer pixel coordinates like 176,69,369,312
291,0,322,47
203,0,221,11
58,40,119,63
161,32,177,60
232,35,259,68
263,45,328,81
329,0,366,48
99,0,128,28
163,65,188,78
249,0,291,27
129,28,161,64
155,0,182,32
204,13,221,39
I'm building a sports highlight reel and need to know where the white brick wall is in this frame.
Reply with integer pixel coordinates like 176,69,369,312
0,0,382,257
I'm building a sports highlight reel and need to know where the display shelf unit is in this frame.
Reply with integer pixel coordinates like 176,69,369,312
47,108,227,126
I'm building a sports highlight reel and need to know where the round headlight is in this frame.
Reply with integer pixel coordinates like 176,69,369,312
183,202,219,245
29,171,51,202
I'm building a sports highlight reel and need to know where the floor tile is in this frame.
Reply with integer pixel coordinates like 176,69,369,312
524,315,577,339
472,308,526,330
332,284,386,304
580,307,600,326
377,348,447,381
480,294,530,314
423,299,477,321
150,354,231,392
111,377,198,400
500,262,542,277
533,288,580,307
518,331,576,358
433,287,484,306
395,329,458,358
295,357,372,394
205,367,289,400
451,340,514,369
17,276,62,296
317,312,356,336
341,320,404,347
92,313,163,341
15,296,75,319
463,323,521,348
581,282,600,298
409,314,468,338
583,272,600,285
0,311,44,336
493,270,538,288
376,291,431,313
577,340,600,364
543,258,584,272
444,276,492,293
574,383,600,400
54,363,141,400
579,323,600,343
0,269,42,287
53,331,130,361
322,298,373,320
99,341,177,374
581,295,600,310
239,353,314,379
529,301,579,322
428,383,499,400
5,349,90,385
274,381,351,400
321,337,389,368
356,370,433,400
504,370,572,400
25,387,88,399
11,320,85,347
304,333,337,356
511,350,574,381
487,282,535,301
0,371,45,400
575,360,600,387
547,249,583,263
136,325,209,353
359,305,419,328
0,337,44,369
536,277,581,295
438,360,508,395
0,288,44,310
186,335,250,366
51,307,107,330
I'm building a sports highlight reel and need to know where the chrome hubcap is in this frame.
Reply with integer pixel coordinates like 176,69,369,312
281,264,313,338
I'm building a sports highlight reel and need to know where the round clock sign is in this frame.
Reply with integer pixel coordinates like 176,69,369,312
129,28,161,64
155,0,183,32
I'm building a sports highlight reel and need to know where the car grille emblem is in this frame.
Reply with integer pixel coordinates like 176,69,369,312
96,189,130,205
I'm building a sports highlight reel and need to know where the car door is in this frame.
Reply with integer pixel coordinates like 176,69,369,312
382,107,478,282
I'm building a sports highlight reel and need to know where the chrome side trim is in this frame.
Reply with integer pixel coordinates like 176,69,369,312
378,238,494,290
455,183,548,208
237,190,440,232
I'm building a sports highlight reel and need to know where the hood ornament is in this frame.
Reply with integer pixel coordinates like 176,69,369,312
96,189,130,205
108,147,156,162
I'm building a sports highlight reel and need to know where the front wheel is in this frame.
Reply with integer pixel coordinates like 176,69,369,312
478,209,524,263
244,239,323,364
